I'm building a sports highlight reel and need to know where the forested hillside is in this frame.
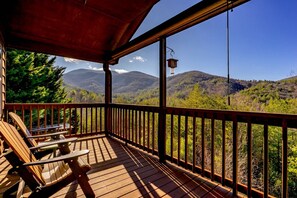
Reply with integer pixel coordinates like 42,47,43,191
63,69,297,197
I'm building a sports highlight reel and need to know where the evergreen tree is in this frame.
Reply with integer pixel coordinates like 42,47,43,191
6,49,67,103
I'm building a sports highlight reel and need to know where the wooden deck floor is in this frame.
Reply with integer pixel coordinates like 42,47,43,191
0,136,234,197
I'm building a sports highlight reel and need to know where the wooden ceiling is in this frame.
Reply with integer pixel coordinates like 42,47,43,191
0,0,159,63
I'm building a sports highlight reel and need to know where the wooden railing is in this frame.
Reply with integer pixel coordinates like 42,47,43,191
109,104,297,198
4,103,297,197
4,103,105,137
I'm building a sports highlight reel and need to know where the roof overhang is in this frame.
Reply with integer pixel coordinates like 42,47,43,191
0,0,159,63
110,0,250,63
0,0,249,64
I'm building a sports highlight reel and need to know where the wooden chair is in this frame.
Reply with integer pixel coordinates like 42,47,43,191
0,121,95,197
9,112,68,145
9,112,69,157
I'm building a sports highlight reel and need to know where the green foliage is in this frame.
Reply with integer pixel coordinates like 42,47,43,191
65,86,104,103
182,85,230,110
6,49,67,103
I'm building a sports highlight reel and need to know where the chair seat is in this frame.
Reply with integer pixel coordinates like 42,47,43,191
42,157,91,185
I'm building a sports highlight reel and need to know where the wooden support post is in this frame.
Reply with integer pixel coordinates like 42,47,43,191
104,63,112,135
158,37,166,163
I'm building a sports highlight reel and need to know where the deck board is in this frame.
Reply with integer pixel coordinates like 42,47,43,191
0,136,235,197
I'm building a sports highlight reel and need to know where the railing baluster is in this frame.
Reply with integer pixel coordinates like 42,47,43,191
117,108,120,135
282,119,288,198
152,112,155,153
29,106,32,132
232,116,238,197
51,105,54,126
125,109,128,141
69,107,72,135
135,110,138,144
185,114,188,168
201,116,205,176
177,114,181,165
147,111,150,150
100,107,102,132
58,106,60,127
118,108,121,136
132,110,134,143
247,120,252,197
211,116,215,181
143,110,146,149
21,105,25,121
192,115,196,173
85,107,88,134
91,107,93,133
37,105,40,129
139,110,141,146
95,107,98,132
44,106,47,129
264,123,268,198
80,106,83,134
171,113,174,162
222,119,226,186
74,107,77,135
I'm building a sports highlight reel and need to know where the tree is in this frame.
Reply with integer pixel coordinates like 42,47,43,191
6,49,67,103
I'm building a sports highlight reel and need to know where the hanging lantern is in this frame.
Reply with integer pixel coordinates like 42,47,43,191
166,46,178,75
167,58,178,75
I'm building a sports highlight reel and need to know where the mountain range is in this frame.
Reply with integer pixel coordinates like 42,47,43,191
63,69,297,99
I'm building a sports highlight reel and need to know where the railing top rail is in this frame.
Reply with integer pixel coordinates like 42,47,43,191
5,103,105,109
5,103,297,128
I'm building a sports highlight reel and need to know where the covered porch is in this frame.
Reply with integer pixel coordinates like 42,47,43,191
0,0,295,197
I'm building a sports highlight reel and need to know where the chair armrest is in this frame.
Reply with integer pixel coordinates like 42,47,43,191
29,137,77,150
23,150,89,166
30,125,61,133
27,131,68,139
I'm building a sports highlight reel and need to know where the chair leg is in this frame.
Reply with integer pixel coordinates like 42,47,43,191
68,160,95,198
16,178,25,198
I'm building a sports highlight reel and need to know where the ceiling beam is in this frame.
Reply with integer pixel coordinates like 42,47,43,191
110,0,250,64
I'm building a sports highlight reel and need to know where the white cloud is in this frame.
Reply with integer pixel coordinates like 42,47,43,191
88,65,103,71
64,57,80,63
114,69,129,74
129,55,147,63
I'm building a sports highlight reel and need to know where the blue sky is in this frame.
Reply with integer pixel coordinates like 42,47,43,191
56,0,297,81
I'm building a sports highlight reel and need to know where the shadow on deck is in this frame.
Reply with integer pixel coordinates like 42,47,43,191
0,136,234,197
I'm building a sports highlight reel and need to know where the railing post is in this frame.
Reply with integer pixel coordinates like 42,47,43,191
158,37,166,163
104,63,112,135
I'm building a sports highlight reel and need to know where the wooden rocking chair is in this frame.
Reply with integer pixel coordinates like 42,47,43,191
0,121,95,197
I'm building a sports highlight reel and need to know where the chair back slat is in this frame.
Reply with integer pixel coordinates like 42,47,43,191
9,112,38,147
0,121,45,184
